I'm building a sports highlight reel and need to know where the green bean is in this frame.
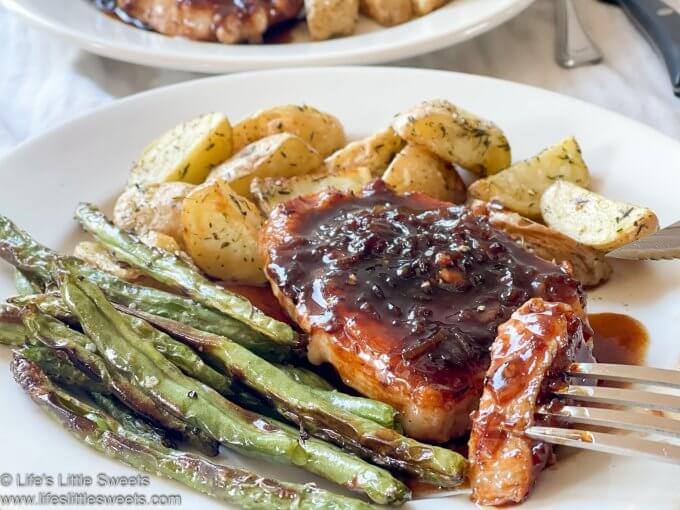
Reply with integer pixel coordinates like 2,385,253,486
278,365,335,391
0,304,26,345
15,269,43,295
22,308,219,456
0,214,293,360
62,274,409,505
18,344,107,392
89,392,172,447
276,365,398,429
11,355,376,510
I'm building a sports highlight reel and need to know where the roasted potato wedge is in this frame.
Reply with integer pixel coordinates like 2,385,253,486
411,0,446,15
113,181,194,247
128,113,232,186
74,241,142,282
392,100,511,176
252,167,373,215
306,0,359,40
325,127,405,176
359,0,412,25
467,136,590,220
182,179,266,284
233,105,346,157
540,181,659,251
208,133,324,200
382,144,466,203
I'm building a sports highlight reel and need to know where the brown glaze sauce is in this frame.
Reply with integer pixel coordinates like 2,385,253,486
262,18,301,44
266,181,585,388
589,312,649,366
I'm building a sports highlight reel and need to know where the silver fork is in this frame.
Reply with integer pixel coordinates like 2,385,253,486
527,363,680,464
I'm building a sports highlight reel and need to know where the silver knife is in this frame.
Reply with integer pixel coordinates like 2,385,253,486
606,220,680,260
601,0,680,96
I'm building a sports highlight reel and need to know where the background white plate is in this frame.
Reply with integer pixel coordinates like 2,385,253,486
1,0,534,72
0,68,679,509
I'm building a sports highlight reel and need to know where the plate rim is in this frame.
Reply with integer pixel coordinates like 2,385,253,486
1,0,535,72
2,66,678,167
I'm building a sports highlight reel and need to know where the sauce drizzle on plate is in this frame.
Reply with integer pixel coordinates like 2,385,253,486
589,312,649,367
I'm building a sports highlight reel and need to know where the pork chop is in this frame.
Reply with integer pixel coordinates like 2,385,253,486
260,180,586,442
468,298,594,505
116,0,303,43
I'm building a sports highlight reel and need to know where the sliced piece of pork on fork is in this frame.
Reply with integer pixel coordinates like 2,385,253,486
467,297,679,507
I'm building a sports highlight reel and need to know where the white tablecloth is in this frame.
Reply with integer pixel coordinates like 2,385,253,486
0,0,678,156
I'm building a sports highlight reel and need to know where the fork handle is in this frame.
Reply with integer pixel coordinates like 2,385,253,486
555,0,603,68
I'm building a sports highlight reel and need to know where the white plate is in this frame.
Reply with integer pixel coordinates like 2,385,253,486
0,68,679,510
1,0,534,72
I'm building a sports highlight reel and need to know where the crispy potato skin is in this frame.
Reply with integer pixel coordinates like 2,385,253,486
232,105,346,157
540,181,659,251
382,144,466,203
182,179,267,284
251,167,373,215
325,127,405,176
113,182,194,247
468,136,590,220
306,0,359,40
392,99,511,176
208,133,324,200
359,0,412,25
129,113,232,186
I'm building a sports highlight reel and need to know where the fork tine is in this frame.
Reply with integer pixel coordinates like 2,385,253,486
525,426,680,465
568,363,680,388
537,405,680,438
555,385,680,412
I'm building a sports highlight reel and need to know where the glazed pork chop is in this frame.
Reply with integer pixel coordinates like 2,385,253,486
261,180,586,442
117,0,304,43
468,298,594,505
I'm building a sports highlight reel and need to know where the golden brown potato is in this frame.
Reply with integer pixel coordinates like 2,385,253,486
128,113,232,186
392,99,511,176
74,241,142,282
136,231,196,268
252,167,373,215
411,0,447,15
467,136,590,220
306,0,359,40
382,144,466,203
138,230,183,254
182,179,266,284
233,105,346,157
540,180,659,252
113,181,194,247
359,0,412,25
325,127,405,176
208,133,324,200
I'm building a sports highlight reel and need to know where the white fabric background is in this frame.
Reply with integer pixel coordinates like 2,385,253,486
0,0,678,156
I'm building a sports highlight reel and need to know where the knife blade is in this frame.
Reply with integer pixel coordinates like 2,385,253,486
606,221,680,260
601,0,680,97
